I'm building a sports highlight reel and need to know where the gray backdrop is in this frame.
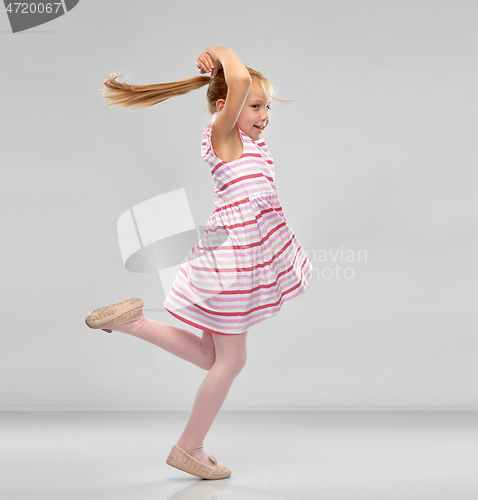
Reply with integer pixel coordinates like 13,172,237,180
2,0,477,409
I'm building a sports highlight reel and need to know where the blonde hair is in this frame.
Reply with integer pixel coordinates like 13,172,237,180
99,66,294,114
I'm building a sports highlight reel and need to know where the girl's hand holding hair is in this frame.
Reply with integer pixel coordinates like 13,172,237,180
196,49,214,76
196,46,231,80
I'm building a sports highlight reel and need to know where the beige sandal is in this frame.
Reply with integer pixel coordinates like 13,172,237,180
84,298,144,333
166,444,231,480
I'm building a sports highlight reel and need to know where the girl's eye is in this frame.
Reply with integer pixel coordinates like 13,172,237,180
266,105,271,111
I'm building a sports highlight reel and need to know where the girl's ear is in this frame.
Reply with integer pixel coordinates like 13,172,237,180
216,99,225,112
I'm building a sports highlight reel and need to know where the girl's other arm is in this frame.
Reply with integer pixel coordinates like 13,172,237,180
198,46,251,141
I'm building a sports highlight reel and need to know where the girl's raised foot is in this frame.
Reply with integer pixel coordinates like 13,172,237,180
84,298,144,333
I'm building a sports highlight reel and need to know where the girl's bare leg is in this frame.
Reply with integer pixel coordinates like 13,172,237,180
115,317,216,370
115,317,247,464
176,330,247,464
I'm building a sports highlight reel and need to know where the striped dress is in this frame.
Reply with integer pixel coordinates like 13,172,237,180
163,112,313,334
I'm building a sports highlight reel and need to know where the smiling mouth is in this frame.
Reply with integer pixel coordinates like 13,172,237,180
254,125,265,131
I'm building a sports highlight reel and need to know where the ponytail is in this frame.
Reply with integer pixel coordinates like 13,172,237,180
100,67,292,114
100,73,210,111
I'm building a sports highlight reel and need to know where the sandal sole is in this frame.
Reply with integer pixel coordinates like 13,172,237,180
85,298,144,330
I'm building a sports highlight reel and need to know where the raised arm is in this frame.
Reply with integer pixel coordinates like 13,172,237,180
196,47,251,151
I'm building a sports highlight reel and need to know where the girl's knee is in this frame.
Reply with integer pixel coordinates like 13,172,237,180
215,349,247,377
231,349,247,376
237,355,247,375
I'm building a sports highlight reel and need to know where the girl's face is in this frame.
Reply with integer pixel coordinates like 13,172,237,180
236,82,272,141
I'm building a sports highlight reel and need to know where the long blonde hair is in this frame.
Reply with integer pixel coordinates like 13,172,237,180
99,66,293,114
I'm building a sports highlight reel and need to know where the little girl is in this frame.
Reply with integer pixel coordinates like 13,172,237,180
85,46,313,480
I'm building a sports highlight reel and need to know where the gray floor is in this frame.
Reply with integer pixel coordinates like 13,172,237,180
1,411,477,500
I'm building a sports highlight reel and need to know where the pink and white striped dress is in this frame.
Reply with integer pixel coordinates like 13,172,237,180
163,112,313,334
